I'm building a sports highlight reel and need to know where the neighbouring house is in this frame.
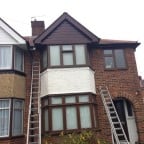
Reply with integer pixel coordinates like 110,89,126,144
0,12,144,144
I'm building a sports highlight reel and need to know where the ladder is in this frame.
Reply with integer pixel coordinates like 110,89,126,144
26,61,41,144
99,86,129,144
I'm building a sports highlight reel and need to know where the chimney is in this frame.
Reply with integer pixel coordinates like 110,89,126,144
31,20,45,36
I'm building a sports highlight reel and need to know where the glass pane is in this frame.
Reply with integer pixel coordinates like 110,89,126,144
0,46,12,69
79,95,89,102
12,99,23,136
51,97,62,104
15,48,24,71
75,45,86,65
63,53,73,65
65,96,76,103
52,108,63,130
115,49,126,68
0,100,10,137
80,106,91,128
50,46,60,66
12,110,23,135
13,100,23,109
44,109,49,131
104,57,114,68
62,45,72,51
104,50,112,55
0,100,9,108
66,107,77,129
42,48,48,69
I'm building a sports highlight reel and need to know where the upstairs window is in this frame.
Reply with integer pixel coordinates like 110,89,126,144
41,44,87,69
0,45,24,72
104,49,126,69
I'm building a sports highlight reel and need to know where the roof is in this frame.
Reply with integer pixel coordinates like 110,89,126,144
98,38,140,48
34,12,100,44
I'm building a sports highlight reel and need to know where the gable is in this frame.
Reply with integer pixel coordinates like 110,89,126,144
0,26,18,44
0,18,26,48
42,21,93,45
34,12,99,45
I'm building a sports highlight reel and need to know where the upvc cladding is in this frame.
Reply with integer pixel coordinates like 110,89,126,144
40,67,96,97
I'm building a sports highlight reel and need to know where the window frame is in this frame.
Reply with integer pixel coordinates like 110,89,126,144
41,93,97,135
0,45,24,73
0,98,24,138
41,44,88,70
103,49,127,70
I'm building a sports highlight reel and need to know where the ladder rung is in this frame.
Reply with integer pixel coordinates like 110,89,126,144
30,121,39,124
31,114,38,117
115,127,122,130
30,127,39,130
113,122,120,124
117,134,124,137
29,134,39,137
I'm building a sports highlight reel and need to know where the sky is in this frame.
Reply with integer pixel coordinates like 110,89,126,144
0,0,144,78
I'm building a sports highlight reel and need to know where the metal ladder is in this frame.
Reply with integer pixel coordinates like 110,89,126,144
26,61,41,144
99,86,129,144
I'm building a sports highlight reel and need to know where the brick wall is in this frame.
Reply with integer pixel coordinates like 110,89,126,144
90,47,144,143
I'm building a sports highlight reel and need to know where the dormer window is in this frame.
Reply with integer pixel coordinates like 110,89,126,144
41,44,87,69
0,45,24,72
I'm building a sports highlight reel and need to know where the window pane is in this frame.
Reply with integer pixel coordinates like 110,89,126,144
44,109,49,131
42,48,48,69
15,48,24,71
104,57,114,68
104,50,112,55
66,106,77,129
80,106,91,128
0,46,12,69
12,100,23,136
0,100,10,137
52,108,63,130
63,53,73,65
62,45,72,51
65,96,76,103
79,95,89,102
51,97,62,104
75,45,86,65
50,46,60,66
115,49,126,68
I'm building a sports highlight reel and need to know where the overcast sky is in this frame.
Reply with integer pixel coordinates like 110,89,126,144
1,0,144,78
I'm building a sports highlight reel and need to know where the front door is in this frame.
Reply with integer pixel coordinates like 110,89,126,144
113,99,138,144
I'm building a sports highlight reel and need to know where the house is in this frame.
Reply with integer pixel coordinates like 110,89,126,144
0,12,144,144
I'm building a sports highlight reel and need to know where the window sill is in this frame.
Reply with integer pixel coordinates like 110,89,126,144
0,70,26,76
0,135,24,140
104,68,128,71
42,128,100,136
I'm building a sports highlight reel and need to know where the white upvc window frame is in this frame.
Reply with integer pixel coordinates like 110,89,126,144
0,99,11,137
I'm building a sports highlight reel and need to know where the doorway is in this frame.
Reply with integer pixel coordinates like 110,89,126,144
113,99,138,144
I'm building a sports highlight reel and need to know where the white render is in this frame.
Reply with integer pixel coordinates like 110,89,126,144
40,67,96,97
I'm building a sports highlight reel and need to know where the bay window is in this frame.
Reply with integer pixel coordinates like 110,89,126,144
41,44,87,69
0,99,24,137
42,94,97,134
0,45,24,72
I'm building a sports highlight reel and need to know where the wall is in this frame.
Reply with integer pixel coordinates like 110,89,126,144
40,67,96,96
90,47,144,143
0,74,25,98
